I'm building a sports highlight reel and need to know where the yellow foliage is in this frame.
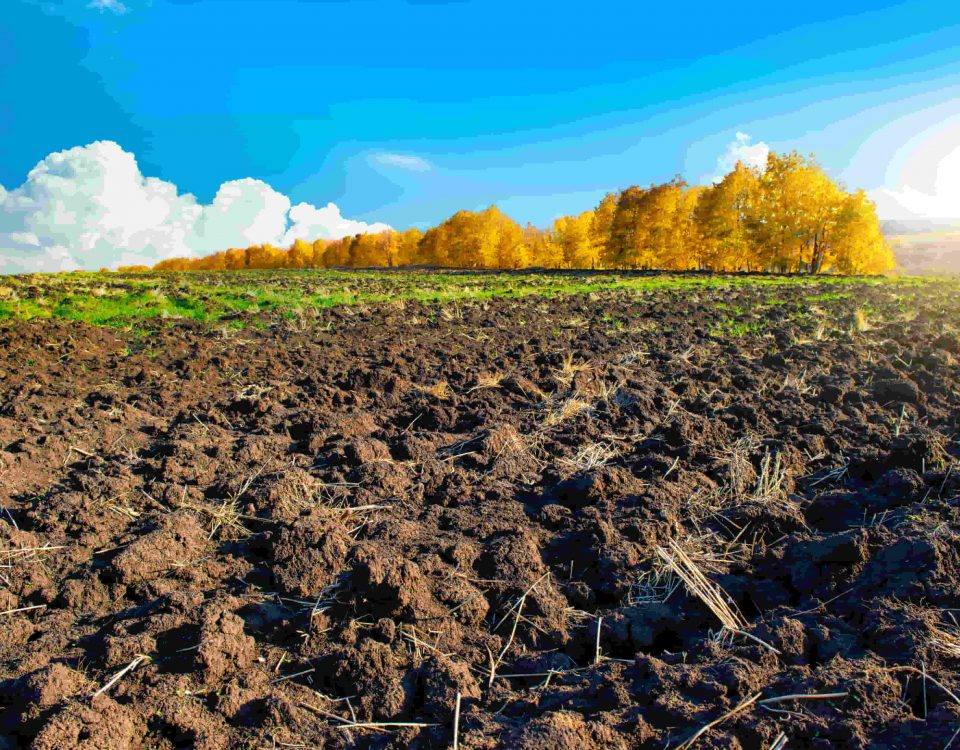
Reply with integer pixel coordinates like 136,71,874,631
553,211,597,269
694,161,760,270
149,150,893,275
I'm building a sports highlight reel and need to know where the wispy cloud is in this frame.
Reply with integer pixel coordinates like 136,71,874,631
88,0,129,14
373,153,432,172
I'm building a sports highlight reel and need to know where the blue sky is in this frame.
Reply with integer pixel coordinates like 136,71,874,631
2,0,960,270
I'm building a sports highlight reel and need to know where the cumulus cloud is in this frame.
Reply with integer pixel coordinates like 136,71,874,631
713,132,770,181
0,141,391,273
373,153,432,172
0,142,201,273
193,179,291,255
284,202,391,244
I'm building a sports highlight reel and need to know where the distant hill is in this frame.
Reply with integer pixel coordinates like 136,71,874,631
881,219,956,235
885,227,960,275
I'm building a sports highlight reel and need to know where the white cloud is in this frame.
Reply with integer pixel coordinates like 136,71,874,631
0,141,391,273
373,153,432,172
0,142,200,273
869,144,960,222
10,232,40,246
284,202,392,244
88,0,129,14
193,179,291,255
713,132,770,181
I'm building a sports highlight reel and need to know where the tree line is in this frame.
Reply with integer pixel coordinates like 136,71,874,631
141,150,894,275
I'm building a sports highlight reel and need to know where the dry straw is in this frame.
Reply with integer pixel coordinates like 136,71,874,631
656,539,747,632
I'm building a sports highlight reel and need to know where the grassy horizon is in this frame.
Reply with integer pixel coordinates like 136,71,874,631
0,268,950,329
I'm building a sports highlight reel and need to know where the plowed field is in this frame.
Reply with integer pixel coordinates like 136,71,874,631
2,271,959,749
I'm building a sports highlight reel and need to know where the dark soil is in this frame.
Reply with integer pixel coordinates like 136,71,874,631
2,277,960,749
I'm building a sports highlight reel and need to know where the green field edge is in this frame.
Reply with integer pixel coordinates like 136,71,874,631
0,269,950,329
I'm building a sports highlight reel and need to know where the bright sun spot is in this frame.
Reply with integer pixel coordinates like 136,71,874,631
873,128,960,222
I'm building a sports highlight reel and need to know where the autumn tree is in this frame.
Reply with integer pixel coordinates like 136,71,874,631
553,211,597,268
605,179,690,269
395,228,424,266
287,239,314,268
310,240,328,267
666,186,702,270
605,186,645,267
445,210,492,267
343,234,376,267
493,211,527,268
149,149,894,275
829,190,894,274
418,224,453,267
591,193,617,267
752,151,846,272
154,257,189,271
522,224,559,268
322,238,351,267
416,207,525,268
241,244,284,269
220,248,242,270
694,161,761,270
